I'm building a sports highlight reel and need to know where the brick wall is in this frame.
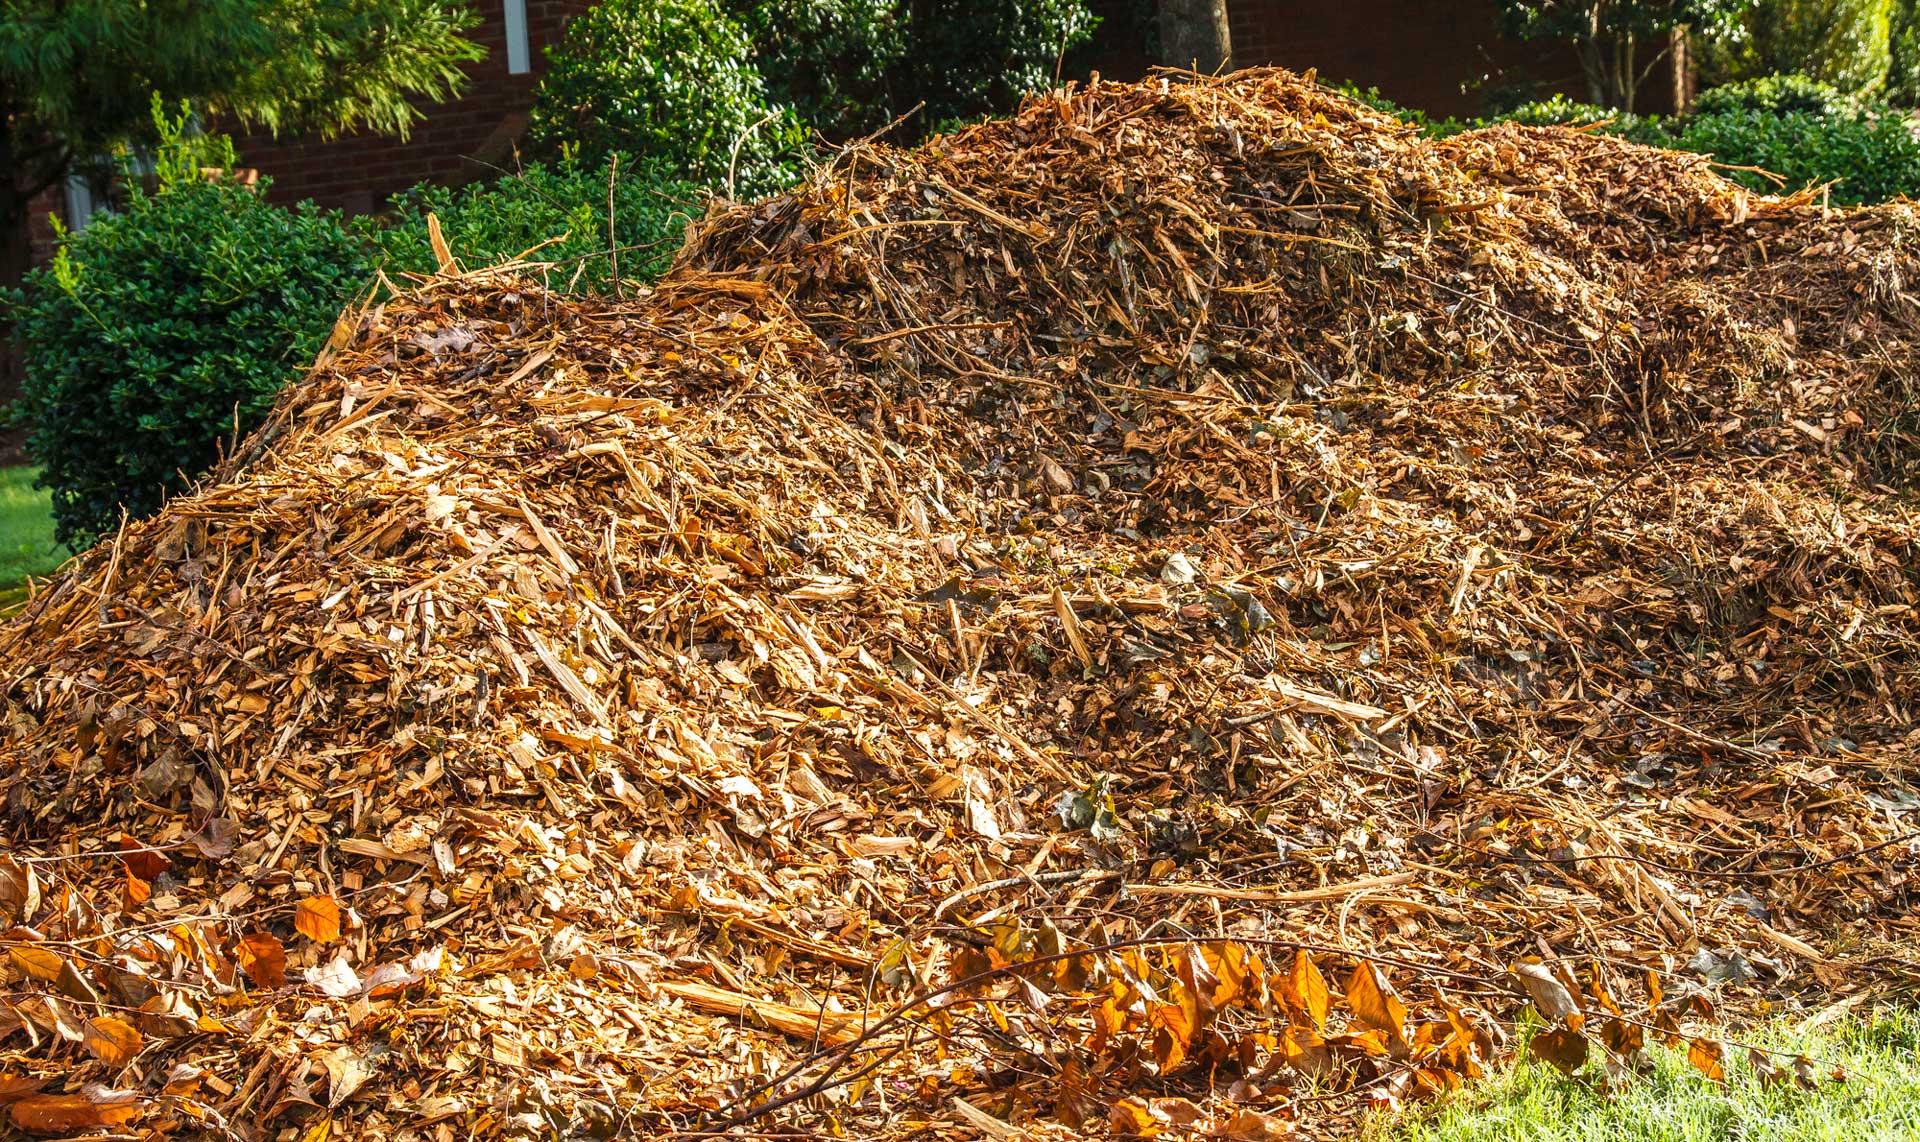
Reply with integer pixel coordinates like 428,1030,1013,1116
230,0,591,216
27,187,65,268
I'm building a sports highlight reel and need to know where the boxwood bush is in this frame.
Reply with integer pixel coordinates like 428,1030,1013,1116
12,152,368,547
1692,73,1859,118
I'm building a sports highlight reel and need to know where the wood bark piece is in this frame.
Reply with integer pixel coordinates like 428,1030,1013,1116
655,980,874,1047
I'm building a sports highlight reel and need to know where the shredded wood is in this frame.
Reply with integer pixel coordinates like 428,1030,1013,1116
0,69,1916,1141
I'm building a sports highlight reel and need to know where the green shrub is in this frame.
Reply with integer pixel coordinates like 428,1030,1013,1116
376,157,702,292
526,0,805,195
900,0,1097,126
1747,0,1894,94
723,0,1095,143
726,0,906,140
10,105,368,546
1694,73,1859,117
1674,105,1920,203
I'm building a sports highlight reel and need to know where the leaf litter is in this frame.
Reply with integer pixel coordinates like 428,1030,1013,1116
1,68,1917,1139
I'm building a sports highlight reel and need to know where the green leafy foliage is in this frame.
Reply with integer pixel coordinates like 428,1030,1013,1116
726,0,907,140
893,0,1098,128
725,0,1096,143
1383,1008,1920,1142
1327,83,1466,137
214,0,484,141
10,111,369,545
1743,0,1894,93
1674,104,1920,203
1889,0,1920,103
526,0,805,195
1493,1,1750,109
375,158,703,293
1692,73,1860,116
0,0,481,284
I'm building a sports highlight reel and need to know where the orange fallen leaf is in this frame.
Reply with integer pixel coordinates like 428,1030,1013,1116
9,1091,141,1135
1687,1037,1726,1083
236,932,287,989
115,836,170,882
83,1017,143,1066
1280,949,1329,1032
7,946,64,982
295,896,342,944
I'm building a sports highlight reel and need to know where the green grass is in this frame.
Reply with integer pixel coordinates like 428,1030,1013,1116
0,466,70,606
1374,1008,1920,1142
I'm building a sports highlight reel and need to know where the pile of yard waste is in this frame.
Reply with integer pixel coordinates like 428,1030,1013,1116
2,69,1917,1141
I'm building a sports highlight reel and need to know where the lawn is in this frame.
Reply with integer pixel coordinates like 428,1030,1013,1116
1375,1007,1920,1142
0,466,70,606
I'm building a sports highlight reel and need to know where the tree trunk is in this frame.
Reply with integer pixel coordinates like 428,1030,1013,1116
1669,24,1694,114
1157,0,1232,73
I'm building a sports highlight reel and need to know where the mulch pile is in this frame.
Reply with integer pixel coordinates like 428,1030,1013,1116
2,69,1918,1141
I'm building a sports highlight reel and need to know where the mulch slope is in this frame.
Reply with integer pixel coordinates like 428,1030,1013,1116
1,69,1916,1140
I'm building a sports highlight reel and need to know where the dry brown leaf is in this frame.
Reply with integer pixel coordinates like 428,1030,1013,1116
1281,949,1330,1032
1687,1037,1726,1083
1207,1107,1294,1140
1529,1026,1590,1076
7,946,64,982
82,1017,142,1066
235,932,287,989
114,836,169,882
1345,961,1409,1048
8,1090,141,1135
1512,961,1583,1029
1748,1047,1788,1087
1109,1096,1161,1138
306,954,363,998
295,895,343,944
